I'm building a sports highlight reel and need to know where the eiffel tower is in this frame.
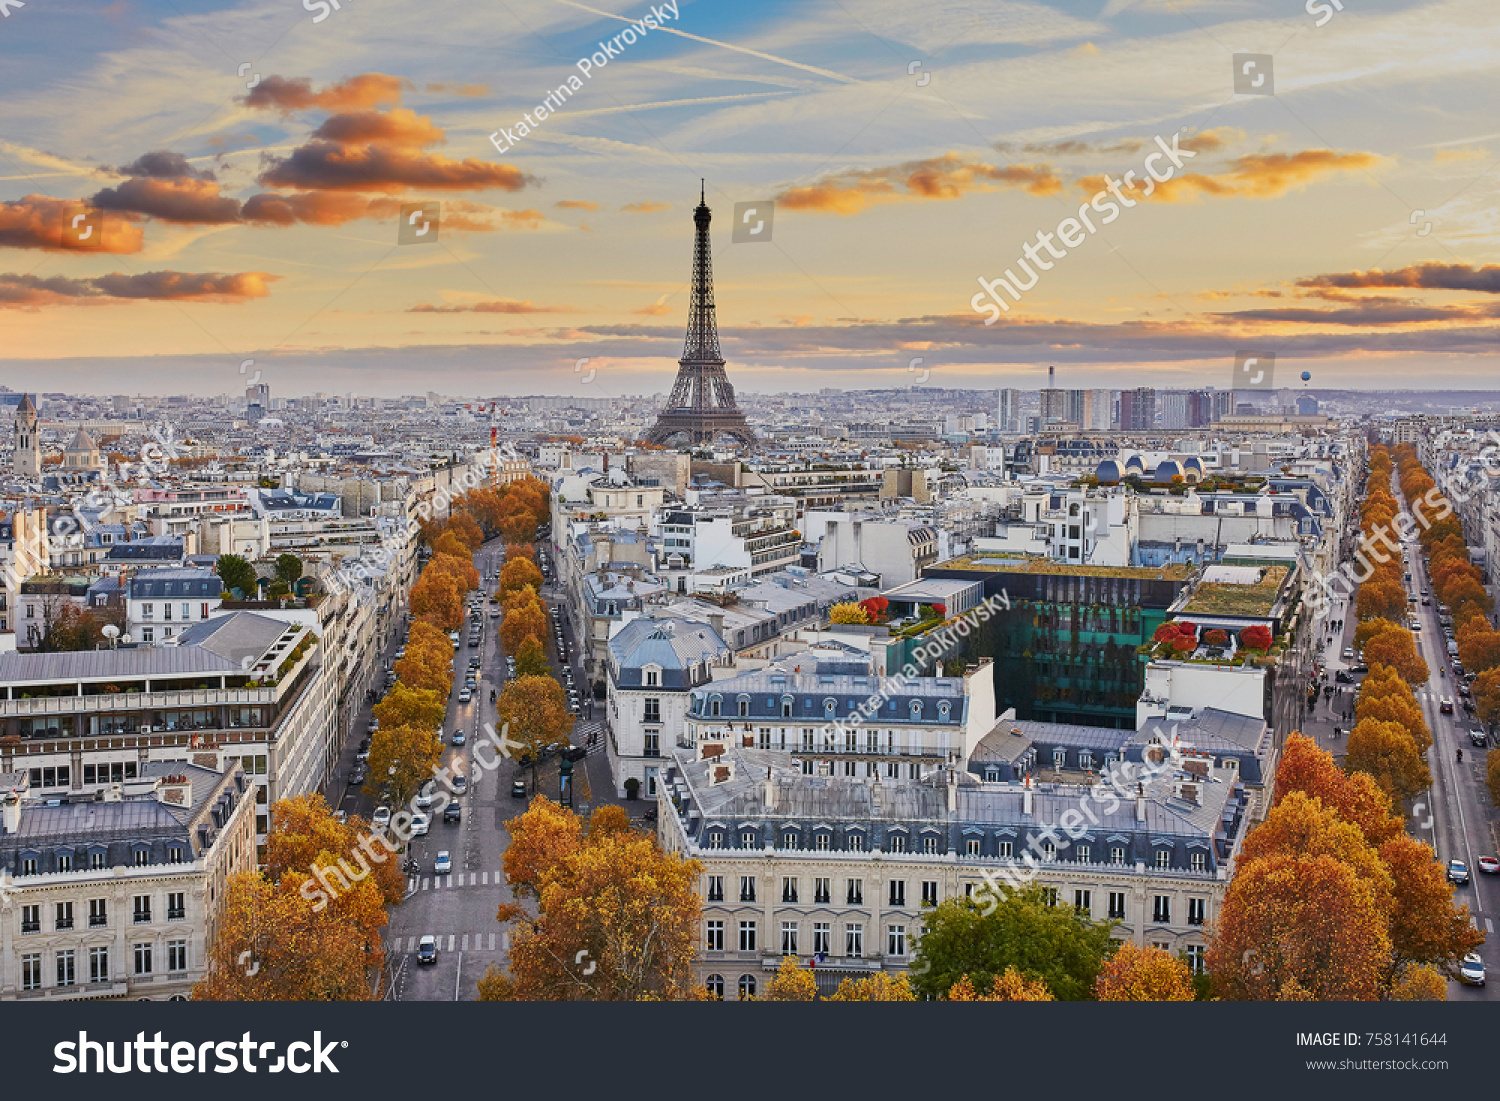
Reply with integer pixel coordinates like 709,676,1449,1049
645,184,756,449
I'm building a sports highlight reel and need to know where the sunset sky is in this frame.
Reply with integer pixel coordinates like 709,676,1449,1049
1,0,1497,397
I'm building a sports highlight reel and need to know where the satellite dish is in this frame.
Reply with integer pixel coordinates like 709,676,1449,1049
119,633,134,645
101,624,120,639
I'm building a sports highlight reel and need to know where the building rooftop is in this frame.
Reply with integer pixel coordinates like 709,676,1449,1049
934,555,1192,581
1179,564,1289,619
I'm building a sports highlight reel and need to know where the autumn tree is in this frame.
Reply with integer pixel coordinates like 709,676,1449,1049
394,622,454,696
1093,943,1196,1001
513,635,550,678
195,872,386,1000
498,674,574,768
411,572,463,633
1476,668,1500,727
1362,629,1429,686
364,722,443,809
1357,580,1408,623
1208,854,1391,1001
427,551,480,595
1240,792,1394,917
761,957,819,1001
498,557,544,599
829,602,870,625
1457,625,1500,675
1271,733,1402,846
1355,689,1432,754
264,793,404,907
1390,965,1448,1001
946,968,1054,1001
483,798,701,1000
1354,617,1402,653
373,681,448,736
501,596,548,656
1378,835,1482,976
1345,718,1430,804
825,973,917,1001
908,890,1115,1001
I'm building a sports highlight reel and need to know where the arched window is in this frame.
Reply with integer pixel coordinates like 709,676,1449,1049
909,700,922,719
824,698,837,717
737,696,750,717
937,701,951,720
738,974,757,999
705,974,724,999
709,696,721,717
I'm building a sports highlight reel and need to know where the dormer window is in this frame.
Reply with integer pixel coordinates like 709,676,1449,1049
709,696,721,717
909,700,922,719
737,697,750,717
937,701,951,720
645,668,659,687
823,698,836,717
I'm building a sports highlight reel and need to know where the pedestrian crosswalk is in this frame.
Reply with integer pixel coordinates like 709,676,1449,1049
406,870,504,892
387,932,506,954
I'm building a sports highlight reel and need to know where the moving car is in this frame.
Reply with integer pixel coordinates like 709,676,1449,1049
1478,855,1500,874
1341,647,1355,661
511,779,528,798
1335,670,1355,684
451,730,466,746
415,781,436,809
1448,859,1470,884
1422,596,1432,605
410,812,430,837
372,805,391,827
458,688,472,703
444,801,462,823
348,769,366,786
1441,698,1454,714
417,935,438,965
434,851,452,875
1460,953,1486,986
564,745,587,762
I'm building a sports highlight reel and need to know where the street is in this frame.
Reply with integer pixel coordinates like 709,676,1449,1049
368,537,623,999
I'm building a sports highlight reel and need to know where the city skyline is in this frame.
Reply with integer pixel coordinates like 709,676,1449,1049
2,0,1498,397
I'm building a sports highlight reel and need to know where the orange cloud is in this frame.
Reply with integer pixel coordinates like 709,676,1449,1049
1298,262,1500,294
0,196,145,252
556,200,601,211
621,201,670,213
311,108,446,148
777,153,1061,214
408,298,569,314
243,73,407,113
1076,148,1376,202
425,82,490,97
92,175,241,224
0,269,275,307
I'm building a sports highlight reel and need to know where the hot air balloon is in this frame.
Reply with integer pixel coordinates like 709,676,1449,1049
1300,370,1311,382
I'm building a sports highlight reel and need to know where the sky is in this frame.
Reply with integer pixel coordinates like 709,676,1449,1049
1,0,1498,398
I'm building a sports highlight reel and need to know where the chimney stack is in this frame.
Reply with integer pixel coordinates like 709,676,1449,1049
1135,782,1147,822
764,767,775,810
1022,774,1033,817
946,766,957,813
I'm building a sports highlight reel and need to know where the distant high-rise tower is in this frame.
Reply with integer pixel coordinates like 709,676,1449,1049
246,382,269,421
13,393,39,478
997,388,1022,433
645,185,755,449
1119,387,1156,431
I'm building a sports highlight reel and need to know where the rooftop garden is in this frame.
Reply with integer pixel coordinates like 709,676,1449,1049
935,555,1192,581
1180,565,1289,618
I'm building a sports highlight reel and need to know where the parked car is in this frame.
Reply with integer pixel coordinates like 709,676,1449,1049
373,805,392,827
415,781,436,809
511,779,528,798
410,811,430,837
1460,953,1486,986
1449,859,1470,884
444,801,462,823
1478,855,1500,874
417,935,438,965
1341,647,1355,660
348,769,367,786
1471,729,1489,747
448,631,459,643
434,851,452,875
1335,670,1355,684
564,745,587,762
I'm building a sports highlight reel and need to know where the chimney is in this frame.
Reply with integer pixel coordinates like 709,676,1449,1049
158,773,193,807
1135,782,1147,822
1,793,22,835
946,766,957,813
764,768,775,810
1022,774,1033,817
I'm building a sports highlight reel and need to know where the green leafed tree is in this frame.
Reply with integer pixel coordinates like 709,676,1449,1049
908,888,1116,1001
216,553,257,598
